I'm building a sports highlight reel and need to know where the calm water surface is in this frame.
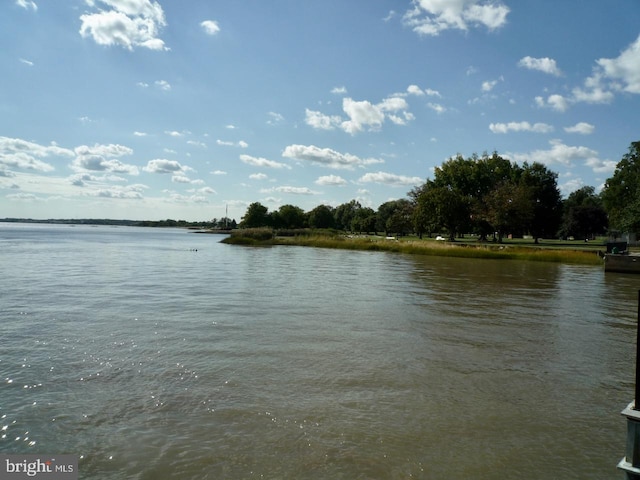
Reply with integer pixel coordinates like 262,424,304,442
1,223,638,479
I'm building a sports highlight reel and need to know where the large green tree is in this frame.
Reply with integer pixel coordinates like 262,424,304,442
307,204,335,229
240,202,269,228
271,204,306,229
518,162,562,242
602,141,640,234
334,200,361,231
559,186,608,240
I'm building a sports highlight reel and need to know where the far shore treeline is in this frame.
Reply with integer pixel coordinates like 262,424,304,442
234,142,640,243
4,142,639,244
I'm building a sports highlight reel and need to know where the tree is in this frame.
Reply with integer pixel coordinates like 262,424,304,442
602,141,640,233
351,207,376,234
414,182,469,241
519,162,562,242
376,199,413,236
559,186,608,239
483,181,534,242
240,202,269,228
307,204,335,229
334,200,361,231
272,204,306,229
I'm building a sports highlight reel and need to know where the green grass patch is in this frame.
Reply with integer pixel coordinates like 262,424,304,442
221,230,603,265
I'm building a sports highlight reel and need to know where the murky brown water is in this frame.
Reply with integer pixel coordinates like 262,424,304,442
1,223,637,478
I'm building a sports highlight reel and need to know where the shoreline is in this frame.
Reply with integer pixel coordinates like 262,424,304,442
221,233,605,265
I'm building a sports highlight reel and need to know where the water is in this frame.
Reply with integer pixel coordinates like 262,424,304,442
0,223,638,479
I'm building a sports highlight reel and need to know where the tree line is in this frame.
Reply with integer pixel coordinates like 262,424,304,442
239,141,640,242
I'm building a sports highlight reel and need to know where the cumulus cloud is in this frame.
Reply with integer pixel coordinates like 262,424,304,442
0,136,73,172
538,36,640,111
306,94,414,134
585,157,617,174
72,144,139,175
79,0,168,51
240,154,290,169
304,109,342,130
201,20,220,35
596,34,640,94
358,171,423,186
331,86,347,94
518,56,562,76
282,144,384,170
564,122,595,135
403,0,509,36
427,102,446,114
489,121,553,134
249,173,268,180
143,158,187,174
507,139,600,167
315,175,347,186
535,94,569,112
91,184,147,199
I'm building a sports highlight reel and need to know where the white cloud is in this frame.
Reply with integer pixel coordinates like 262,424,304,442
407,85,424,96
304,109,341,130
0,136,73,172
340,98,386,134
489,121,553,134
201,20,220,35
331,86,347,94
19,58,34,66
262,186,318,195
240,154,290,169
358,171,423,186
211,170,227,175
596,34,640,94
564,122,595,135
155,80,171,91
79,0,168,51
403,0,509,36
507,139,599,167
282,144,384,170
535,94,569,112
143,158,186,174
133,131,147,136
585,158,617,174
16,0,37,11
315,175,347,186
481,80,497,92
267,112,284,125
165,130,184,137
249,173,268,180
518,56,562,76
427,102,446,114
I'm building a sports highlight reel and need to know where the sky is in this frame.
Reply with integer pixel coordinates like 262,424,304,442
1,1,640,222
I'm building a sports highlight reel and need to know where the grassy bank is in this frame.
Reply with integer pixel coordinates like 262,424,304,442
220,229,604,265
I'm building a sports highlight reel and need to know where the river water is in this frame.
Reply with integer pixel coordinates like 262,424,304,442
0,223,638,479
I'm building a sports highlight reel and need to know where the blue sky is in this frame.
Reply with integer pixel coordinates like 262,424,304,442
1,0,640,222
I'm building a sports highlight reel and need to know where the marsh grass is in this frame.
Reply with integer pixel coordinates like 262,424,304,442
222,230,603,265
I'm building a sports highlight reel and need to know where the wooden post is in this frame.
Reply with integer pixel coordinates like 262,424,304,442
619,291,640,478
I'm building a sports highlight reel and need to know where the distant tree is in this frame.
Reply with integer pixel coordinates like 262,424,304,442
351,207,377,234
602,141,640,234
240,202,269,228
272,204,306,229
483,181,534,242
307,204,335,229
376,199,413,236
519,162,562,242
559,186,608,239
414,181,469,241
334,200,361,231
